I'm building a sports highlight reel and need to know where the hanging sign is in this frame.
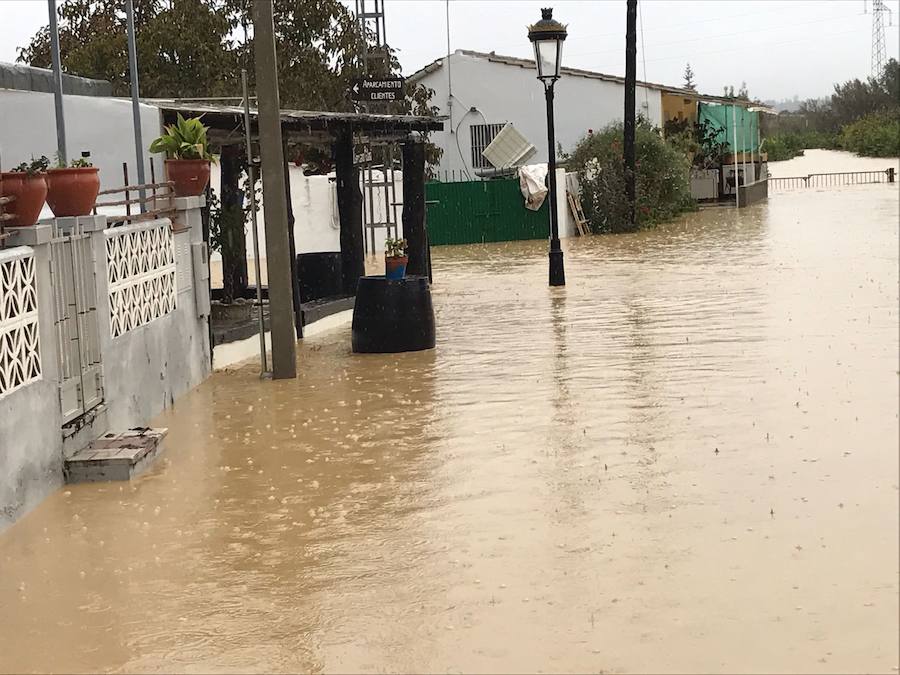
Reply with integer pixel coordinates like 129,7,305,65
350,77,405,102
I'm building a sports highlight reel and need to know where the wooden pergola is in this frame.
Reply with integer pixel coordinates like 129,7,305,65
151,100,444,307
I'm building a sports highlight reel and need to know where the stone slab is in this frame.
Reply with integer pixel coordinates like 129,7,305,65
64,427,168,484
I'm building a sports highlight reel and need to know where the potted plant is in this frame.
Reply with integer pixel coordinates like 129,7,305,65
1,156,49,227
149,114,216,197
384,237,408,280
46,156,100,217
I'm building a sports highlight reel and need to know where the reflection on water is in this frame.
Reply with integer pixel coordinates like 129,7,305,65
1,173,898,673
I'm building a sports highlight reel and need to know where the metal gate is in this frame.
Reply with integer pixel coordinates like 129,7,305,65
50,221,103,424
424,178,550,246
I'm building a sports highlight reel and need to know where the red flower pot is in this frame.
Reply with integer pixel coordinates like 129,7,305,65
385,255,408,280
165,159,211,197
0,172,48,227
46,167,100,217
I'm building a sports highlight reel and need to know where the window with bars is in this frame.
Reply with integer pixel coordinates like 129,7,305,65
470,123,507,169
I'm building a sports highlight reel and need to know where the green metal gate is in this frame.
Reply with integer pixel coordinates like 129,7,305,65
425,178,550,246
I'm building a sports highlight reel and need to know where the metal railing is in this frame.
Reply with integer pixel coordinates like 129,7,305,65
769,168,896,191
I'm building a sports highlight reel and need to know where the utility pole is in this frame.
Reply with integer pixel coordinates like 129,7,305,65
47,0,67,165
624,0,637,229
253,0,297,379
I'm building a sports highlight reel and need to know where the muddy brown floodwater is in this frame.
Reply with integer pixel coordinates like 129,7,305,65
2,162,898,674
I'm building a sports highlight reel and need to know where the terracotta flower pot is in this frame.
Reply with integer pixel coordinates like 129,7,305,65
46,166,100,217
165,158,211,197
0,172,48,227
385,255,408,280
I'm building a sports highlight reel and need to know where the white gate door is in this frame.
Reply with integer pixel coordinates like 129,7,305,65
50,222,103,424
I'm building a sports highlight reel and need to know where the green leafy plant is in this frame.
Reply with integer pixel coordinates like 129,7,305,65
384,237,407,258
54,153,93,168
568,120,695,234
840,110,900,158
12,156,50,175
149,114,217,161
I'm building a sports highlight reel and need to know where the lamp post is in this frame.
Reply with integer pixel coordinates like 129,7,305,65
528,7,567,287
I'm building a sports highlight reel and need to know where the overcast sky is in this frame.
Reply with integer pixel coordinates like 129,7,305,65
1,0,898,101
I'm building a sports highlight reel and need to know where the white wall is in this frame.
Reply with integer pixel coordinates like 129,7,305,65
0,90,161,191
208,164,403,285
416,51,663,179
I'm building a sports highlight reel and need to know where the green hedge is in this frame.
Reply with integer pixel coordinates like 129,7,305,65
840,111,900,158
763,130,839,161
567,121,695,234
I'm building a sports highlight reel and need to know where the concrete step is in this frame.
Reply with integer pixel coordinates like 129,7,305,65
62,403,109,459
64,428,167,483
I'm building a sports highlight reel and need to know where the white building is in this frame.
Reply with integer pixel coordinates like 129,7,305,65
410,49,698,180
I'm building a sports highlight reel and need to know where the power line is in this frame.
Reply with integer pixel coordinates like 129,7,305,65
568,11,864,58
395,4,803,58
642,27,864,65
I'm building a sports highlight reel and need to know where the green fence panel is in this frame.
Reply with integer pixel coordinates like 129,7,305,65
425,178,550,246
698,103,759,153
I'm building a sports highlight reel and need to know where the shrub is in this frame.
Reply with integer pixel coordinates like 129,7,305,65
568,121,694,234
762,130,840,161
840,111,900,158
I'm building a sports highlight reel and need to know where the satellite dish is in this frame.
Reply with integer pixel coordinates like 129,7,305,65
481,123,537,169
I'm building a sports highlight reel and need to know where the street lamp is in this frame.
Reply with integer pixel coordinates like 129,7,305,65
528,7,567,287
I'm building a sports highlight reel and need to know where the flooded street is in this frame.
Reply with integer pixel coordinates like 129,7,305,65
2,166,898,673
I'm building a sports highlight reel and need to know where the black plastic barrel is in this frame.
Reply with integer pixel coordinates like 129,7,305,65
351,275,436,353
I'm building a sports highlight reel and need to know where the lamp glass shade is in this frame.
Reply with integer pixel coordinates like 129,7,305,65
533,38,562,80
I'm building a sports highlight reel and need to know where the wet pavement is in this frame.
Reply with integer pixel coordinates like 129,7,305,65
1,167,898,673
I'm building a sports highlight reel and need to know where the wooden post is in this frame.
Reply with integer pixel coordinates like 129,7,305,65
334,126,365,296
402,139,428,279
624,0,637,228
220,143,248,303
253,0,296,379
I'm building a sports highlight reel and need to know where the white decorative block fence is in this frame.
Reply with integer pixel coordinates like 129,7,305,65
0,247,42,398
105,220,176,338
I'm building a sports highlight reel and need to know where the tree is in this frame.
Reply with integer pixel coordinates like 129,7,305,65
683,62,696,91
19,0,239,99
20,0,441,299
831,59,900,127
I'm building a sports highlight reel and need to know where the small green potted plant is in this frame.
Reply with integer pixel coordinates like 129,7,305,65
46,156,100,217
1,156,49,227
149,114,217,196
384,237,408,280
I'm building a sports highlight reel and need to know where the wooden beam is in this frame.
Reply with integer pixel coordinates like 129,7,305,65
334,127,365,296
402,140,428,279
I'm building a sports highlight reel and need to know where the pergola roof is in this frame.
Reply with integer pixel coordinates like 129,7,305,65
148,99,445,147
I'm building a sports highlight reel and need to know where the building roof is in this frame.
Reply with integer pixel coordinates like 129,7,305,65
149,100,445,146
0,62,112,97
409,50,773,111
